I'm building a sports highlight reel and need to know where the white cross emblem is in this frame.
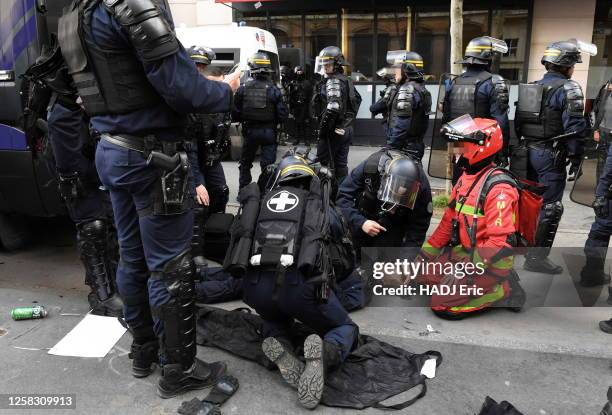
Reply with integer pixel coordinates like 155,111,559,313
267,190,299,213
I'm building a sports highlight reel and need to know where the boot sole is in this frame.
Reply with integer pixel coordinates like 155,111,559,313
298,335,324,410
157,362,227,399
132,364,156,378
262,337,304,389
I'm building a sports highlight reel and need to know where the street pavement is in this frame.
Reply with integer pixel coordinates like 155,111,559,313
0,145,611,414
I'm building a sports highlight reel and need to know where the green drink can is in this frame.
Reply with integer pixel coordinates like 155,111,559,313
10,306,48,320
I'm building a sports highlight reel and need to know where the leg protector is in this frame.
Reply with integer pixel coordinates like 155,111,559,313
77,219,123,316
191,206,207,276
534,201,564,254
152,250,197,370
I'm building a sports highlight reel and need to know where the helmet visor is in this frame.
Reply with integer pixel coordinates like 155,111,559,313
482,37,509,54
378,169,421,210
376,67,395,79
569,39,598,57
386,50,424,69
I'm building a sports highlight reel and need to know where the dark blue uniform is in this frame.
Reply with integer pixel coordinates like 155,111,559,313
89,4,232,343
526,72,587,204
336,160,432,253
243,206,360,360
233,78,287,189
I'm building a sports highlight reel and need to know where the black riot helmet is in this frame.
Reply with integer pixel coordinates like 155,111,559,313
541,39,597,68
273,154,316,189
458,36,508,66
248,51,274,75
187,45,215,65
294,65,305,80
386,50,425,80
378,153,422,210
316,46,347,74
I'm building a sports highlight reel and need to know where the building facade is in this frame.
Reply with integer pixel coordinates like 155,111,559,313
170,0,612,144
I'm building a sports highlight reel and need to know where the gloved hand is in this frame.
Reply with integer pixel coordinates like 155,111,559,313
495,152,509,168
567,156,582,181
593,196,610,218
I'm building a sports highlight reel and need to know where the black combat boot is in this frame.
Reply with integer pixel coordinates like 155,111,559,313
599,318,612,334
158,359,227,399
297,335,342,409
130,339,159,378
498,271,526,312
580,255,611,287
262,337,304,389
524,255,563,275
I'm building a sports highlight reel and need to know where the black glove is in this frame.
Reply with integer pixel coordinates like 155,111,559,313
567,156,581,182
593,196,609,218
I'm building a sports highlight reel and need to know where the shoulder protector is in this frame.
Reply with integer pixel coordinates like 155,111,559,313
491,74,509,111
103,0,179,62
325,77,342,111
395,83,414,117
563,80,585,117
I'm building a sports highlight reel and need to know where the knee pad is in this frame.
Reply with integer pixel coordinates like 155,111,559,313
152,250,197,368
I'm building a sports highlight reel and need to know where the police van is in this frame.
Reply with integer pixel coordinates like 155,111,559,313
176,25,281,160
0,0,70,249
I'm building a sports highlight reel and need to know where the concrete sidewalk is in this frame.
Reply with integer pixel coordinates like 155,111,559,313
0,145,610,415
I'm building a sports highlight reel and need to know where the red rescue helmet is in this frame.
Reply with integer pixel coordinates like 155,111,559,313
443,115,503,165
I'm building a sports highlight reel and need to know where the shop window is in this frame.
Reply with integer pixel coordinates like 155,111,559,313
376,10,409,75
413,11,450,81
269,15,302,50
491,9,529,82
462,10,489,49
343,11,375,81
305,14,339,75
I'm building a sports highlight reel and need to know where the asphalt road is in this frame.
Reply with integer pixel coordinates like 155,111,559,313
0,146,611,414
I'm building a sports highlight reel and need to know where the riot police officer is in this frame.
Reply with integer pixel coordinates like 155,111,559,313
515,40,594,274
370,67,397,138
233,52,288,189
582,77,612,289
443,37,510,181
288,66,313,145
226,154,359,409
336,149,432,256
25,45,123,317
185,46,231,270
383,51,432,159
58,0,240,398
312,46,362,184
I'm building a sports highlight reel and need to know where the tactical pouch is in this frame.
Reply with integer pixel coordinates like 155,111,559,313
203,213,234,264
296,179,326,276
58,172,84,201
509,143,529,180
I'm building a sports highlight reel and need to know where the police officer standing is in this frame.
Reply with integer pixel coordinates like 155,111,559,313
57,0,239,398
443,37,510,181
384,50,432,159
582,77,612,290
288,66,313,145
26,45,123,317
312,46,361,183
515,40,594,274
233,52,288,189
369,67,396,138
336,149,432,256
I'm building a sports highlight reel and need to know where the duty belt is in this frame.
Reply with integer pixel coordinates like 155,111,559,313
101,133,146,153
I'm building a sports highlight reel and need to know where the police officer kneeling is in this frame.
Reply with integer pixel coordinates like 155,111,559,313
384,50,432,159
226,155,359,409
515,39,594,274
336,149,432,256
233,52,288,189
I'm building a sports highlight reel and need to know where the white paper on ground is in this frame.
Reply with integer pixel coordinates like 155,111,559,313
420,358,437,379
48,314,127,358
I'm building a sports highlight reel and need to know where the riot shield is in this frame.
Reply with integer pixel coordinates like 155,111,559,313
570,142,605,207
427,73,458,179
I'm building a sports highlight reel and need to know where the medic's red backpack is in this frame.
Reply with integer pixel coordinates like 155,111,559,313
474,167,544,248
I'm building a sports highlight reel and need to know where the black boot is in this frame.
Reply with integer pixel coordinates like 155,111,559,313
580,255,611,287
262,337,304,389
129,339,159,378
599,318,612,334
297,335,342,409
158,359,227,399
524,255,563,274
497,272,526,312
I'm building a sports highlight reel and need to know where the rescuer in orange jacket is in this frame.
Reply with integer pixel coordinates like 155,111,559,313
418,115,526,320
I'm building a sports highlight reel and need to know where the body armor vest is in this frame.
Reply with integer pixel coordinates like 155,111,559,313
58,0,163,116
388,81,431,138
242,80,276,123
448,71,492,119
186,113,230,166
516,80,566,139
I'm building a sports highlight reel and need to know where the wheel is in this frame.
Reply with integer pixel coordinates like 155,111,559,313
0,213,30,251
